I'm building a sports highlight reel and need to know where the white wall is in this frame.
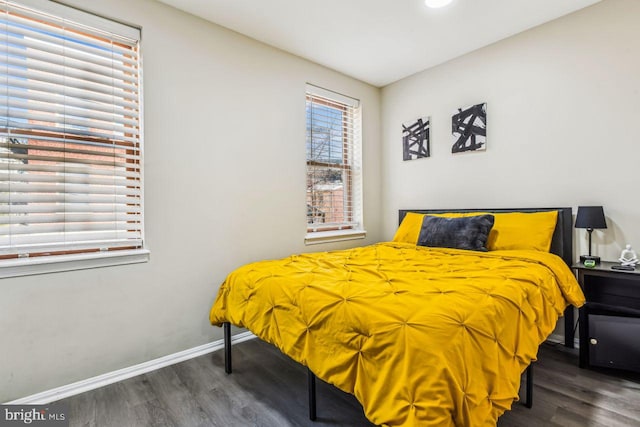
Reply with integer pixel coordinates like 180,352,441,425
0,0,382,402
381,0,640,264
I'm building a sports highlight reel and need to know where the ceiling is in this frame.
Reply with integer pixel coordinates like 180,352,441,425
156,0,601,87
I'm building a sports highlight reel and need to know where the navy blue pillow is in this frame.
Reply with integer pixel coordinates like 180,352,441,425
417,215,495,252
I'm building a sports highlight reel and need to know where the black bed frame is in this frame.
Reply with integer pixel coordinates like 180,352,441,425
222,207,574,421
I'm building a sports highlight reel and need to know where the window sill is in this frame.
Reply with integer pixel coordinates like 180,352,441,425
305,229,367,245
0,249,150,279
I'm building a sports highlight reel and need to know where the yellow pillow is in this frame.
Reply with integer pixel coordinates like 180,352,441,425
392,212,424,244
393,210,558,252
487,211,558,252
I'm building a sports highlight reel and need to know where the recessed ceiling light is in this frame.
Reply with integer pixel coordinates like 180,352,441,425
424,0,454,8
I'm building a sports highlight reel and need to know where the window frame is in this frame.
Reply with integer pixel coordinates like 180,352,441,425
0,0,147,277
305,84,365,245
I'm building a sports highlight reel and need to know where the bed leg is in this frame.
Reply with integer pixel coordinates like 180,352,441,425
308,368,317,421
224,322,232,374
525,363,533,409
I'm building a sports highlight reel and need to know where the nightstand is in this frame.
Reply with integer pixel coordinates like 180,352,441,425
573,262,640,373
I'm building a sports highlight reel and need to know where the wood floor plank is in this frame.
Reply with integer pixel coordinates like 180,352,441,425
131,398,176,427
117,374,157,408
66,389,97,427
143,366,212,426
172,355,225,396
60,339,640,426
194,382,294,427
91,384,136,427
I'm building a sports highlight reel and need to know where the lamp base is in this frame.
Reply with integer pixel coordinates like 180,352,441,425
580,255,601,265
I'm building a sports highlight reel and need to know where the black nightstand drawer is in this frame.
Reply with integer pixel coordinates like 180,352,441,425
589,314,640,373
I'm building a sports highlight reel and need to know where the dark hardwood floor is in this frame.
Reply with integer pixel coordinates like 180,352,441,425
61,339,640,426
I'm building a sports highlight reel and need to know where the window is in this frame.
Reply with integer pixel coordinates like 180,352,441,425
305,84,364,244
0,0,144,270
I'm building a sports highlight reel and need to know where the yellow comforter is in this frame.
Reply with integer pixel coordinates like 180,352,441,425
209,242,585,426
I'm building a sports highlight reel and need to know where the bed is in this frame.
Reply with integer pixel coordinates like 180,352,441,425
209,207,585,426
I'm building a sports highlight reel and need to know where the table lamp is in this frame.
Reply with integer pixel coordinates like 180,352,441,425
575,206,607,265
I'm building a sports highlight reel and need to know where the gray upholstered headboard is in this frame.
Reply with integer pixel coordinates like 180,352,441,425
398,207,573,268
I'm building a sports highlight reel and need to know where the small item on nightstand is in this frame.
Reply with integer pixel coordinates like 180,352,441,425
618,244,638,267
583,259,596,268
611,265,635,271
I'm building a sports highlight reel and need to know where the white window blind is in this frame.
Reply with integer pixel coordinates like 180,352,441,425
0,1,143,259
306,84,362,234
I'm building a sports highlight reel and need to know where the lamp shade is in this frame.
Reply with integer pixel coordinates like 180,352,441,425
575,206,607,229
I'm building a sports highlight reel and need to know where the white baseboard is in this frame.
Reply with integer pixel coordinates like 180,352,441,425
5,331,256,405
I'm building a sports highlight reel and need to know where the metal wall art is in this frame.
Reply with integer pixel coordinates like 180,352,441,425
402,116,430,161
452,103,487,154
